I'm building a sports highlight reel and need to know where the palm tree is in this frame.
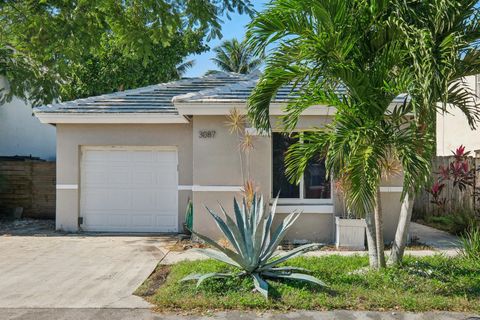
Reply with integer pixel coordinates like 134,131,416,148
175,59,195,78
387,0,480,265
247,0,408,269
211,38,263,74
246,0,479,268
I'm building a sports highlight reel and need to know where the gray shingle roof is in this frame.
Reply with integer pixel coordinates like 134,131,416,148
173,79,408,105
34,72,251,114
35,71,408,115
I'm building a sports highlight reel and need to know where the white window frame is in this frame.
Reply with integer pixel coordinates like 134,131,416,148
476,74,480,97
272,131,333,205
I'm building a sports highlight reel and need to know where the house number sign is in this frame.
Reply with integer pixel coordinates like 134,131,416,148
199,130,216,138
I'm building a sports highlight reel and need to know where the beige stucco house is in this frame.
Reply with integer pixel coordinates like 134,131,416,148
34,72,406,243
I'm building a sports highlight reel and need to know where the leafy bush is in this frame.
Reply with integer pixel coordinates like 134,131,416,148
460,227,480,265
182,193,326,299
424,209,477,235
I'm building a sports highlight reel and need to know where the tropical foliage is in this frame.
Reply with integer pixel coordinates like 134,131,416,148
181,194,326,299
460,226,480,265
0,43,60,106
0,0,254,105
211,38,263,74
386,0,480,265
58,38,203,101
246,0,480,267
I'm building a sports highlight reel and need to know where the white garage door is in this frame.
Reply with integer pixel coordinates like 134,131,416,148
80,147,178,232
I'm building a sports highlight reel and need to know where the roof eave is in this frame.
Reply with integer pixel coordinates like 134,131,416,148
34,112,190,124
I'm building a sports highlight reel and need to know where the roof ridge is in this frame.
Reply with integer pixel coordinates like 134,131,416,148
172,77,259,103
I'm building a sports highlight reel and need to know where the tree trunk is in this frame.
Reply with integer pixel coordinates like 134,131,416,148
388,190,414,266
365,210,379,269
374,187,386,269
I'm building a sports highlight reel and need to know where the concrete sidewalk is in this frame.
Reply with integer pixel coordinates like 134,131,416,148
409,222,461,249
1,309,478,320
161,222,461,265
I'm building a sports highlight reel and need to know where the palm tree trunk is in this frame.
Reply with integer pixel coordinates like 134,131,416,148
365,210,379,269
388,190,414,265
374,187,386,269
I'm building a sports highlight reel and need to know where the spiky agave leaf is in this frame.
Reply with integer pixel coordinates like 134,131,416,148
252,273,269,299
190,248,241,268
190,229,246,268
180,273,235,288
262,271,327,287
260,243,322,270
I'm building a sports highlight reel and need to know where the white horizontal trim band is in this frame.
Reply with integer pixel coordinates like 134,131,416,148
192,185,243,192
380,187,403,193
178,185,193,191
275,205,334,214
34,112,190,124
175,103,335,116
56,184,78,190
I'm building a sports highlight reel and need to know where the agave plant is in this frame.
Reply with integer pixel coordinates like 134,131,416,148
181,193,326,299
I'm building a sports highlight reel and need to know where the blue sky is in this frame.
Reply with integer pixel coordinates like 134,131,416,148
184,1,268,77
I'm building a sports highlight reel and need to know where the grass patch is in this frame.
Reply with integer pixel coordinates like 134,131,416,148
139,255,480,312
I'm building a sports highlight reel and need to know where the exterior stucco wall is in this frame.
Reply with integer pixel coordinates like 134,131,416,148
55,113,404,243
0,97,56,160
192,115,335,243
190,114,404,243
55,123,193,232
437,75,479,156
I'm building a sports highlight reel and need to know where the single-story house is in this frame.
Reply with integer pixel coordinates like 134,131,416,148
34,72,407,243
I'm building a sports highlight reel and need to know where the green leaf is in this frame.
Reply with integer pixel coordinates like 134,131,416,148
252,273,269,299
190,248,241,268
180,273,202,282
190,230,246,268
196,273,233,288
262,271,328,288
261,243,322,269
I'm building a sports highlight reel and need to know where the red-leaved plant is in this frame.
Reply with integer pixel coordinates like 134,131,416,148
428,145,477,213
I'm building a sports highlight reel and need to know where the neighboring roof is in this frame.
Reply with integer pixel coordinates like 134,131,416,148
35,72,249,115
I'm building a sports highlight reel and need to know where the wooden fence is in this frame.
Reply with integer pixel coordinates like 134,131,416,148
413,153,480,217
0,158,55,219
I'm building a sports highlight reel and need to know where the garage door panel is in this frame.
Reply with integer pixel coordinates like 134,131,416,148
83,171,109,186
107,214,130,227
81,148,178,232
155,215,176,227
131,214,155,227
131,190,157,210
85,214,109,227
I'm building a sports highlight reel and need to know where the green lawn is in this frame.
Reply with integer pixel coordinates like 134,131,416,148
137,255,480,312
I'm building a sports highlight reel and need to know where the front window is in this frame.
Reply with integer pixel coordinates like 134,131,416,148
272,132,331,201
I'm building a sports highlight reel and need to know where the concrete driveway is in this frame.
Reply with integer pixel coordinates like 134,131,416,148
0,235,176,308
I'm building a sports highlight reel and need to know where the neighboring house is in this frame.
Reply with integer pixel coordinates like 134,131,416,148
34,72,406,243
0,97,56,160
436,75,480,156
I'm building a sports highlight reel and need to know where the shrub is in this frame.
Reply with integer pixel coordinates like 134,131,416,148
460,227,480,265
182,193,326,299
